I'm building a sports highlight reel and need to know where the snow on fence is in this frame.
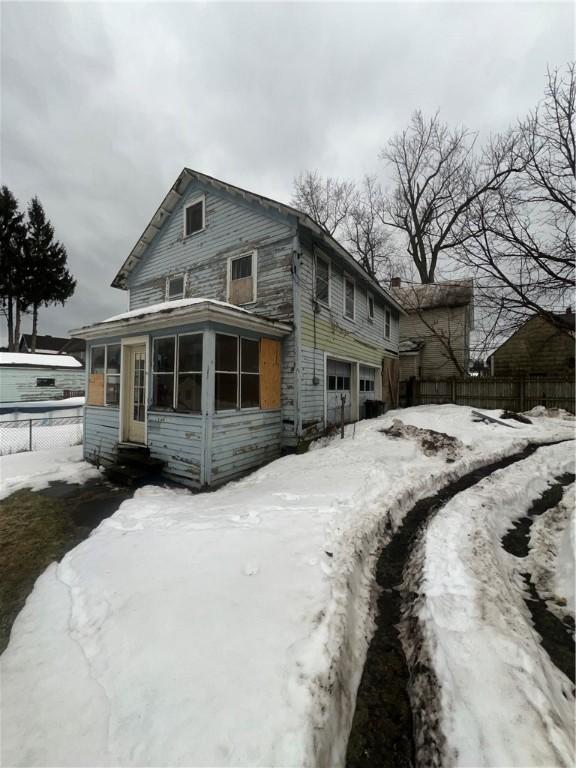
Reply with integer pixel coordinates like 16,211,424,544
416,378,575,413
0,415,83,456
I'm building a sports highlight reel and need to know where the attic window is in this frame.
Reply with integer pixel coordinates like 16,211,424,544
184,197,205,237
166,274,185,301
228,251,256,305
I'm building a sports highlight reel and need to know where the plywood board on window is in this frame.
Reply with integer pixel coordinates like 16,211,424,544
87,373,105,406
260,339,281,410
229,276,253,305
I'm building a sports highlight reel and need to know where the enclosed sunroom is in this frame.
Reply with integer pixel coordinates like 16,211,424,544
70,299,291,488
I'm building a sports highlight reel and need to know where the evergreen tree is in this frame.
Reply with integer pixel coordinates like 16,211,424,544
24,197,76,351
0,186,28,350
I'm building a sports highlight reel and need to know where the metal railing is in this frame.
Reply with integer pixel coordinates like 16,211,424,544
0,415,83,456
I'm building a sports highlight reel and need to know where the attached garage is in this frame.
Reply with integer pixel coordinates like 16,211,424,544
326,359,352,426
359,365,377,418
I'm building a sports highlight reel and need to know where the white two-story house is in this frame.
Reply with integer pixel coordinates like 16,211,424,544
71,168,404,488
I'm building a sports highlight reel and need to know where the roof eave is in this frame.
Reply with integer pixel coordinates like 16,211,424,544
70,302,293,341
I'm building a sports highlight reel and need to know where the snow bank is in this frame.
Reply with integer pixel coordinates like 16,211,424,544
528,483,575,624
0,445,100,500
1,406,572,767
417,442,575,767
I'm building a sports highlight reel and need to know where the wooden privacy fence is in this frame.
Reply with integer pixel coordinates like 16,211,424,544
415,378,576,413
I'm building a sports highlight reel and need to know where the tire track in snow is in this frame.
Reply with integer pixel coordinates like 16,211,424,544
345,439,573,768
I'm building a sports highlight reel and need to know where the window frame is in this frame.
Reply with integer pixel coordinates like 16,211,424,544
226,250,258,305
36,377,55,387
385,309,391,340
214,332,261,412
344,274,356,321
89,343,121,407
367,292,375,322
151,332,203,413
314,251,331,307
165,273,186,302
182,195,206,238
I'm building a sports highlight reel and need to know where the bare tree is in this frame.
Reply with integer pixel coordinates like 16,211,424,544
345,175,399,281
381,110,519,284
292,171,356,237
460,63,575,333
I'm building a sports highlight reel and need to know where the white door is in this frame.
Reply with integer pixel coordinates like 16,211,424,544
124,344,146,443
326,359,352,426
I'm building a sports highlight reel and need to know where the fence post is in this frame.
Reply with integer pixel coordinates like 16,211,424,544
519,378,525,413
29,419,33,451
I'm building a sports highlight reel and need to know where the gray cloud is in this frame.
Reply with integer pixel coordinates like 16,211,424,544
1,1,573,342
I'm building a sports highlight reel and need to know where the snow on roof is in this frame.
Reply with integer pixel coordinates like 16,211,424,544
399,339,426,354
0,352,83,368
104,297,253,324
392,280,474,311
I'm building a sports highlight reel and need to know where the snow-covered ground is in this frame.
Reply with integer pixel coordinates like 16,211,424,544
1,405,574,767
417,442,575,767
0,445,99,500
527,482,575,626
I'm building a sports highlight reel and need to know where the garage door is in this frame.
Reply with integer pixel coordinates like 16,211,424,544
359,365,377,418
326,359,352,426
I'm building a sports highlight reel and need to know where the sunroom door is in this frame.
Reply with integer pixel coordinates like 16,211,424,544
124,344,147,444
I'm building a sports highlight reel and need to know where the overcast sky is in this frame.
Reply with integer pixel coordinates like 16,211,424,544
1,0,573,342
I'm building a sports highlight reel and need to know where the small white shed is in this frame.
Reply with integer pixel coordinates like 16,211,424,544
0,353,85,403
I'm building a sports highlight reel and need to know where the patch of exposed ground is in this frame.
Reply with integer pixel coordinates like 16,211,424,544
0,480,132,653
380,419,466,463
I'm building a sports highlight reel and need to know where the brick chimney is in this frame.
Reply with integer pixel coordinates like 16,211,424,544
390,277,401,288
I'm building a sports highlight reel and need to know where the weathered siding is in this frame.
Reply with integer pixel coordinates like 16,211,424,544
0,367,86,403
147,411,203,486
128,178,296,322
210,409,282,486
399,353,420,381
84,405,119,464
492,316,574,377
295,246,398,434
400,305,469,378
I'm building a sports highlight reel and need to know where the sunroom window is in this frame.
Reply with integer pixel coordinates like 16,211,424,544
151,334,202,412
88,344,120,406
215,334,260,410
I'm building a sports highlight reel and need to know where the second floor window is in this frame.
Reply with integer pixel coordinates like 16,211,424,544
166,274,185,301
385,309,391,339
315,254,330,305
184,198,205,237
344,277,355,320
228,251,256,305
367,293,375,320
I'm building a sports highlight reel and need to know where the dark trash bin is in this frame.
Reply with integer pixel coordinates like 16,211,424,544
365,400,386,419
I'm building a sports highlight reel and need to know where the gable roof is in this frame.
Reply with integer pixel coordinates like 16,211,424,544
488,311,575,359
19,334,71,353
111,167,405,315
391,279,474,312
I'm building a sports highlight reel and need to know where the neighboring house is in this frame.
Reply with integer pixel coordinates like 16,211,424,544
0,353,85,403
19,334,86,364
70,168,404,488
391,279,474,380
488,311,575,377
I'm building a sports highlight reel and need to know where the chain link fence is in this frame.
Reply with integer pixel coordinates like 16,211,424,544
0,416,83,456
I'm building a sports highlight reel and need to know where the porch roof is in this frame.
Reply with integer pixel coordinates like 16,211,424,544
69,298,293,341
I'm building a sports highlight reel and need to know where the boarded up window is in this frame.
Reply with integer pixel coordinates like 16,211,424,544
229,253,255,305
88,346,105,405
259,339,281,410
